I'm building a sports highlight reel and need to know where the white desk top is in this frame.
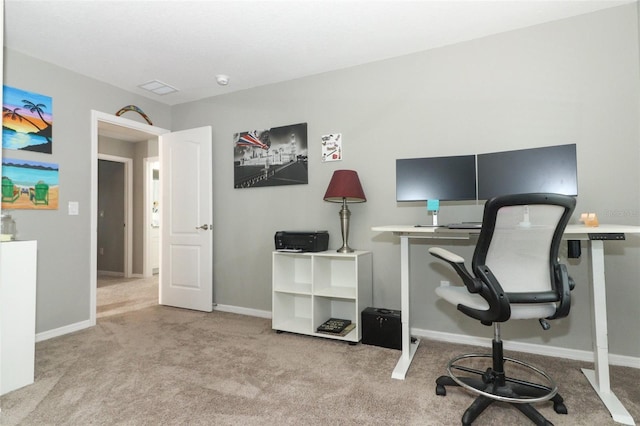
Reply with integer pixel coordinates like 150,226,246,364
372,224,640,237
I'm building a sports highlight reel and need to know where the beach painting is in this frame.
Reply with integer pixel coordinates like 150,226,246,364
1,158,59,210
2,85,53,153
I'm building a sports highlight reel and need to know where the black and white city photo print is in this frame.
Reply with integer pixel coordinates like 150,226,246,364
233,122,308,188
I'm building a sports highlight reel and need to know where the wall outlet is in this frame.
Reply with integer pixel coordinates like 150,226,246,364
440,280,450,287
99,247,104,255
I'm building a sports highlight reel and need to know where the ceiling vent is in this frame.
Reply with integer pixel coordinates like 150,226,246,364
138,80,178,95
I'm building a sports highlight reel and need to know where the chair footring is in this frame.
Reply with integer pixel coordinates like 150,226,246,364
435,353,567,425
446,353,558,404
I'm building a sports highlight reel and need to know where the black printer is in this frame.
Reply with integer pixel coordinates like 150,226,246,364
274,231,329,252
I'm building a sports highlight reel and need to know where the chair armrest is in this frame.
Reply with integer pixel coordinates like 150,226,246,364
429,247,465,264
428,247,482,293
548,263,573,319
430,247,511,323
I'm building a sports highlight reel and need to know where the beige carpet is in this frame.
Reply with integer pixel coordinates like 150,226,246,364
97,274,158,318
1,306,638,425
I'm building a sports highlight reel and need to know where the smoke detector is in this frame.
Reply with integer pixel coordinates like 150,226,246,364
216,75,229,86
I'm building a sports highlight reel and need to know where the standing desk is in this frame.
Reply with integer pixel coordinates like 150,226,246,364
371,224,639,425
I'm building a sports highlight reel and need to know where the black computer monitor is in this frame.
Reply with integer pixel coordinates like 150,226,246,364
477,144,578,200
396,155,477,202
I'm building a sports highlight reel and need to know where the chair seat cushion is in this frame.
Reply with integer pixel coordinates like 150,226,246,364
435,286,556,320
436,286,489,311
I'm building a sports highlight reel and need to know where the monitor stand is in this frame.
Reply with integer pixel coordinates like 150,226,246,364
431,210,439,227
426,200,440,227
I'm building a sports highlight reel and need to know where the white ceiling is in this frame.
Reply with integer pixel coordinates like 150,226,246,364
4,0,635,106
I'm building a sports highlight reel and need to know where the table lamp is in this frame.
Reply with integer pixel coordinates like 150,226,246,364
323,170,366,253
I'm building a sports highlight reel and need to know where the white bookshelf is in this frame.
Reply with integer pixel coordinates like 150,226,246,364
272,250,372,343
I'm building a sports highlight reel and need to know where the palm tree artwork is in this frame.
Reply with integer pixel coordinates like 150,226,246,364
2,85,53,153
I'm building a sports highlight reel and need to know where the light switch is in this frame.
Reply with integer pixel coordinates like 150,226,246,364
68,201,79,216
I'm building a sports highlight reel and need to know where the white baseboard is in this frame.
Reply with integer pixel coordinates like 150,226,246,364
34,305,271,342
96,270,124,277
36,319,94,342
213,303,272,319
32,305,639,370
211,306,639,368
412,327,640,369
96,271,144,278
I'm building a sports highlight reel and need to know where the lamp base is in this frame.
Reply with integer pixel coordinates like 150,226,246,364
337,200,354,253
336,245,354,254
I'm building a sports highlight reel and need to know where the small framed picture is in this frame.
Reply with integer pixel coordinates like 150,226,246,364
321,133,342,162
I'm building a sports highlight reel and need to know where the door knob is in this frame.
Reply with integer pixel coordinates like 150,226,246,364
196,224,209,230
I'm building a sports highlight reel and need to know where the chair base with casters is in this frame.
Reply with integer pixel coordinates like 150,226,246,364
435,323,567,426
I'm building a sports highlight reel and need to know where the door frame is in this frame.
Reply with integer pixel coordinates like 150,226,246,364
97,154,133,278
143,156,159,277
90,110,169,326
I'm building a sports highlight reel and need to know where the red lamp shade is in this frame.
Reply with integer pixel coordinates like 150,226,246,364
323,170,366,203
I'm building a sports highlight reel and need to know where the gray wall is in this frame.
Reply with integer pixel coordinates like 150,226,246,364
131,140,156,274
97,137,135,274
97,159,125,273
2,49,171,333
172,5,640,358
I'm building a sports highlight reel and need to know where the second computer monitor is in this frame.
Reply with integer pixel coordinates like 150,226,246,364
477,144,578,199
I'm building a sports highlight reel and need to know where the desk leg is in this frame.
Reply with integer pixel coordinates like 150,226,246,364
392,236,420,380
581,240,635,425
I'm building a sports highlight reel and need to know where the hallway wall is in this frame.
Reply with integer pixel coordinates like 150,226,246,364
97,159,124,273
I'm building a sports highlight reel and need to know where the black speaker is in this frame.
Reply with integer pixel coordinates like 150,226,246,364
361,307,401,350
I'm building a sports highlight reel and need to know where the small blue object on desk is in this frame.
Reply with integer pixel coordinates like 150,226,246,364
427,199,440,226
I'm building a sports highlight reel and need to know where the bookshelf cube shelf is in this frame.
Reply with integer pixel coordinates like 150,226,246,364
272,292,312,335
272,253,312,294
272,250,372,343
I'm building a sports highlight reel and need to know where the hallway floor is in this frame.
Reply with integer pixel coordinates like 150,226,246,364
97,274,158,319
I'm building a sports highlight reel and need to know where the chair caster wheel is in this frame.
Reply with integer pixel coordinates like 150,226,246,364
435,384,447,396
553,401,568,415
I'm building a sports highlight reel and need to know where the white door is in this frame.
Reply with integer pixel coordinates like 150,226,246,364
159,126,213,312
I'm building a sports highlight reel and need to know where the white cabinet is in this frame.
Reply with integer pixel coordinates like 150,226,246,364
1,240,37,395
272,250,372,343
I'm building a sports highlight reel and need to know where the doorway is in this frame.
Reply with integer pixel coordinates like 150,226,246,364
97,155,132,277
96,154,154,319
90,111,169,326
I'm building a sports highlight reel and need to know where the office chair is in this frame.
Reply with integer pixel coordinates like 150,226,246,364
429,193,576,426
